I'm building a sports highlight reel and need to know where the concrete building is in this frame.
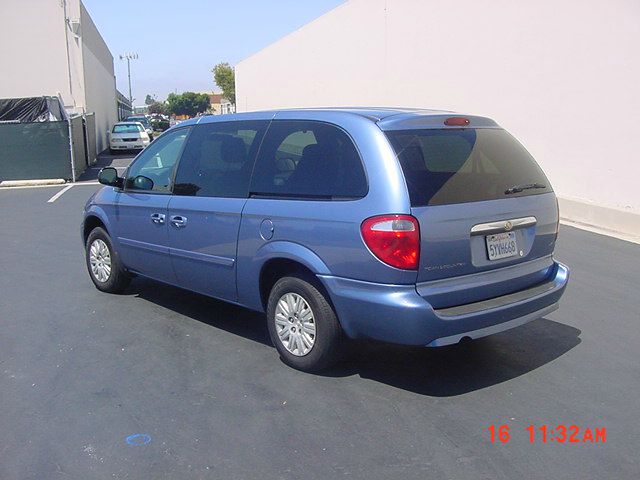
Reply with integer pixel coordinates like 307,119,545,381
117,91,133,120
236,0,640,240
0,0,119,153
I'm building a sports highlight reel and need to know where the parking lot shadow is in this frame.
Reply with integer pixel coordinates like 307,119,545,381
77,150,136,182
130,278,272,346
129,278,581,397
328,318,581,396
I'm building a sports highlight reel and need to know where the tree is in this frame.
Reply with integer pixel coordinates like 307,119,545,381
212,62,236,105
147,101,167,115
166,92,211,117
144,94,156,105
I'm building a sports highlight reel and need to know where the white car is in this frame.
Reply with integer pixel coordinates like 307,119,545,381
109,122,151,154
125,116,155,139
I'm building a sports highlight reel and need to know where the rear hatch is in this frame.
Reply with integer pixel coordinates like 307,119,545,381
385,125,558,308
111,123,145,142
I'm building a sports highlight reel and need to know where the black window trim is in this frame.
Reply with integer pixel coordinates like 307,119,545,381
248,192,364,201
247,119,369,201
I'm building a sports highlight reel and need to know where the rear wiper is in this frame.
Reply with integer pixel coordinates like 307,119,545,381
504,183,546,195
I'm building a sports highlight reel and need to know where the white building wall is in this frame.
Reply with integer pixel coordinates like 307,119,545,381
0,0,71,102
0,0,117,155
236,0,640,238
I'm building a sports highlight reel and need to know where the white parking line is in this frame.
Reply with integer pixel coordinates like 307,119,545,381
47,185,74,203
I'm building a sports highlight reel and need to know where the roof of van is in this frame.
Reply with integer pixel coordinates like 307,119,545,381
270,107,453,121
183,107,499,130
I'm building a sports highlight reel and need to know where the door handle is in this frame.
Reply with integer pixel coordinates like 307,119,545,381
170,215,188,228
150,213,165,224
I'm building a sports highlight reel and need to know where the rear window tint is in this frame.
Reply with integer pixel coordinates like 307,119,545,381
386,128,552,206
113,124,143,134
250,120,367,199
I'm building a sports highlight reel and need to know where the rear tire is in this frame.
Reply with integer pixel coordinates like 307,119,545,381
267,275,344,372
85,227,131,293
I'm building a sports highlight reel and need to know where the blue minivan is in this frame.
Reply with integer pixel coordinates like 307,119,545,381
83,108,569,372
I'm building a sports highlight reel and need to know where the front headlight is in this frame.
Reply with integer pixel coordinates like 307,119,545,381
111,138,122,142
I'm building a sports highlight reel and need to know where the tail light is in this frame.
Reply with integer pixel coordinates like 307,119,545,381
444,117,470,126
361,214,420,270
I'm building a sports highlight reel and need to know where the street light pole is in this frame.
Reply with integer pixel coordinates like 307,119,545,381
119,53,138,109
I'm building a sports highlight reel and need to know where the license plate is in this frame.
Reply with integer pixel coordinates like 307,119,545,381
486,232,518,260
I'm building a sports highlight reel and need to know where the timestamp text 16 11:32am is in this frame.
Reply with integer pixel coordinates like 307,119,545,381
488,425,607,444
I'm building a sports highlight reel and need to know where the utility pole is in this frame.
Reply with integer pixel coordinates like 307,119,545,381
119,53,138,108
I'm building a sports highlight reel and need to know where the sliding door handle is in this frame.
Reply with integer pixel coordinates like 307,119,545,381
170,215,188,228
150,213,165,224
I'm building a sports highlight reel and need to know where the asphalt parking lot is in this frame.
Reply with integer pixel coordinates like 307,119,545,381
1,154,639,479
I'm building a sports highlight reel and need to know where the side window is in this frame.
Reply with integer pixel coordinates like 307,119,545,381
250,121,367,199
271,130,316,186
173,120,268,198
124,127,190,193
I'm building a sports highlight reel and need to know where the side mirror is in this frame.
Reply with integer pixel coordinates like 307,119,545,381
132,175,154,191
98,167,122,188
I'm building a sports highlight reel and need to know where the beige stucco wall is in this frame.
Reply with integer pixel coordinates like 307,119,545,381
236,0,640,237
0,0,71,102
0,0,117,154
80,3,117,153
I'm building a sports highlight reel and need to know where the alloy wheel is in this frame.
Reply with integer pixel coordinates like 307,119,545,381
274,292,316,356
89,239,112,283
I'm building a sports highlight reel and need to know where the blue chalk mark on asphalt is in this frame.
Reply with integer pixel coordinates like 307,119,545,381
125,434,151,446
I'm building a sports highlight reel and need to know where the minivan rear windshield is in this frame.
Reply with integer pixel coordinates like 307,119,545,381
386,128,552,206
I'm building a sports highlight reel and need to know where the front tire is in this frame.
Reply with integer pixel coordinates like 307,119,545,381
85,227,131,293
267,275,344,372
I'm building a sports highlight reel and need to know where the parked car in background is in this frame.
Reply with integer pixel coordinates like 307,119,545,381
108,121,151,154
150,114,170,132
85,108,569,372
125,115,154,139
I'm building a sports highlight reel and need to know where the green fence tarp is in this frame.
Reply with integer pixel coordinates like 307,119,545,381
0,122,72,181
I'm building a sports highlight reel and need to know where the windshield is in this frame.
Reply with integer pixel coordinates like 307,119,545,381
113,124,144,134
127,117,150,127
386,128,552,206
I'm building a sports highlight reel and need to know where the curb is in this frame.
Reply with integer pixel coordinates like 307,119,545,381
0,179,66,187
560,219,640,245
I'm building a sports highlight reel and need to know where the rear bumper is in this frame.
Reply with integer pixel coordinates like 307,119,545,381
110,139,149,150
318,261,569,346
110,144,146,150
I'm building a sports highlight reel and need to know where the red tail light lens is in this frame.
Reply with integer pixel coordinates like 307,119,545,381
444,117,470,126
361,215,420,270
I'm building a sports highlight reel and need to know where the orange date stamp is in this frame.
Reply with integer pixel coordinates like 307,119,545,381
488,424,607,444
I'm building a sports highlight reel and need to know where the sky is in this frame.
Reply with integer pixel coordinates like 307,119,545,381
82,0,345,105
